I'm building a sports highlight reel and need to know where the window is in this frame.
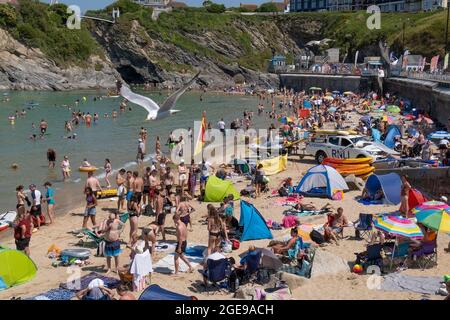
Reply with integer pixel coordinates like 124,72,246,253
328,137,340,145
340,138,352,147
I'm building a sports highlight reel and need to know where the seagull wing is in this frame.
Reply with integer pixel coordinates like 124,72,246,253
120,85,160,120
160,71,200,113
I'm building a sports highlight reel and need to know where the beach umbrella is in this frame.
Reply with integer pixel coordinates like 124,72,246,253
382,114,396,124
278,116,294,124
411,201,450,214
373,215,423,239
332,90,340,94
387,105,401,113
343,91,354,96
412,202,450,233
323,96,334,101
309,87,322,91
325,92,333,96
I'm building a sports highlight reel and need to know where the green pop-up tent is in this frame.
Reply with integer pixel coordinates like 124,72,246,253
0,246,37,290
204,176,240,202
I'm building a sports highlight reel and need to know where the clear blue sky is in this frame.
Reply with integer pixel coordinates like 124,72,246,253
44,0,268,11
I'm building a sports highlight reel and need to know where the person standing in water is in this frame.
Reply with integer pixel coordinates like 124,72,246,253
39,119,48,137
47,149,56,169
43,182,55,225
61,155,71,181
104,159,112,189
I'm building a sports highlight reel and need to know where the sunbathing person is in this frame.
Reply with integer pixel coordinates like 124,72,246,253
269,227,301,255
324,207,349,245
361,188,383,201
293,202,332,213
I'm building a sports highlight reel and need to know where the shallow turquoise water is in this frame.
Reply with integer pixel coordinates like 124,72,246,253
0,90,271,212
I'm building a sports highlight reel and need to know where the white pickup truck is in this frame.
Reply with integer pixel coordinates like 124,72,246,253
304,134,394,164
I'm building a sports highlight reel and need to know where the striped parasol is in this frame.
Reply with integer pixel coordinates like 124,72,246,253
374,215,423,239
411,201,449,215
413,204,450,233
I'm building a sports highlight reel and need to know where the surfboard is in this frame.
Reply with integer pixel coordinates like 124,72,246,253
0,211,17,232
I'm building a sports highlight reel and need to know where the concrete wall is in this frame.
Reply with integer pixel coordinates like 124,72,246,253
279,74,363,92
375,167,450,199
384,77,450,126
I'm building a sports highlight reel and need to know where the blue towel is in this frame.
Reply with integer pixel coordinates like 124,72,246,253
59,272,120,291
357,199,383,205
27,288,75,300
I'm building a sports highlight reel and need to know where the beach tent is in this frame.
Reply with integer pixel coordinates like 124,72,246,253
372,128,381,142
139,285,195,300
294,165,348,198
408,189,427,214
303,100,312,109
257,154,287,176
230,159,251,175
204,175,240,202
365,173,401,205
0,246,37,289
384,125,401,149
239,200,273,242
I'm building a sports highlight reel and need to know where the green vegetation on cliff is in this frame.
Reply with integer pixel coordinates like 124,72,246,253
0,0,100,66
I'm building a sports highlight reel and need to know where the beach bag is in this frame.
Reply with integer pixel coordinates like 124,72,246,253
231,239,240,250
332,189,344,200
310,230,325,245
97,240,106,257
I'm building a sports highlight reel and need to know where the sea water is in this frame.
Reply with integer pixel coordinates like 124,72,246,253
0,90,272,214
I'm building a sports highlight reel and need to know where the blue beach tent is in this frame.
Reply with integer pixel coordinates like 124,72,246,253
139,285,195,300
364,173,401,205
384,125,401,149
239,201,273,242
295,165,348,199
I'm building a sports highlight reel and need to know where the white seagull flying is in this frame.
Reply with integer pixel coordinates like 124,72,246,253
120,72,200,121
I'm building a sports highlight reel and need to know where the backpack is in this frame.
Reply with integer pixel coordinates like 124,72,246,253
310,230,325,244
144,205,155,216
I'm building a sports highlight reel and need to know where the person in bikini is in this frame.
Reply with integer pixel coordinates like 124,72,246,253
177,195,194,232
127,194,141,244
178,159,188,192
207,204,225,256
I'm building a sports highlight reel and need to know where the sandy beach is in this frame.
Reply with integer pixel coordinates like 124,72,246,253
1,153,448,300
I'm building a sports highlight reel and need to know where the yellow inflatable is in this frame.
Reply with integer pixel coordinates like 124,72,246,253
79,166,98,173
97,189,118,198
324,157,373,165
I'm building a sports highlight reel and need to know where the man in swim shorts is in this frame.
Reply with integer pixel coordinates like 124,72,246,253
125,171,134,202
132,171,144,205
173,214,193,275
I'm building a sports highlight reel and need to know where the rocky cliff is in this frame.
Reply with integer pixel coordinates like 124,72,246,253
0,2,446,91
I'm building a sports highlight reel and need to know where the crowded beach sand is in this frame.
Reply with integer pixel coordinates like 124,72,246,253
1,89,449,301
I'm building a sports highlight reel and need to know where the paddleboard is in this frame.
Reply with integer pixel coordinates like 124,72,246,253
79,166,98,173
337,166,375,176
324,157,373,165
0,211,17,232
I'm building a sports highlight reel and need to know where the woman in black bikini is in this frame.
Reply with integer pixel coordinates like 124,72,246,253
207,204,224,256
128,194,141,244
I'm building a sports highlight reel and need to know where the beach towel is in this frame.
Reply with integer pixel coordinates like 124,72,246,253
27,288,75,300
381,273,442,295
60,272,120,291
282,215,298,228
273,196,302,207
284,209,328,217
153,245,207,274
155,242,177,253
357,198,384,205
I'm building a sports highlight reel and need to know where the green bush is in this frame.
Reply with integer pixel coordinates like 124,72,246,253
206,4,226,14
257,3,279,12
0,4,17,27
106,0,142,14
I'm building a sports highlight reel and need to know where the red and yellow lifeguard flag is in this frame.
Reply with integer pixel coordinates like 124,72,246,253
194,111,206,157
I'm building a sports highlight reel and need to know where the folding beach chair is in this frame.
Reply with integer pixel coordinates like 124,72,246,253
241,251,263,284
81,213,129,248
199,258,231,294
353,213,373,241
355,243,383,272
385,241,410,271
410,240,438,270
